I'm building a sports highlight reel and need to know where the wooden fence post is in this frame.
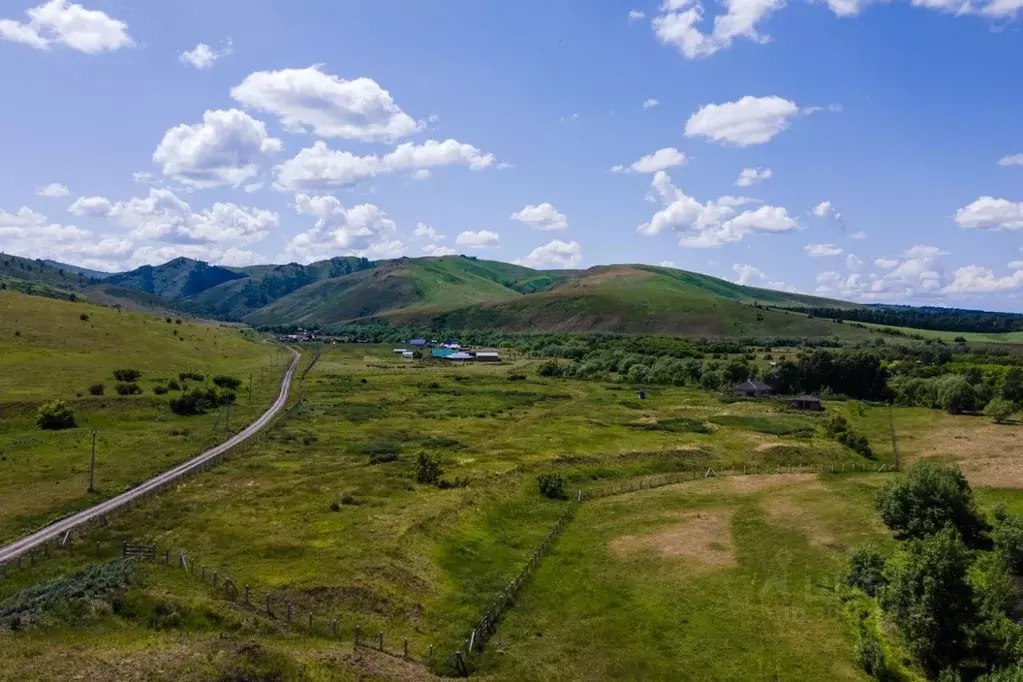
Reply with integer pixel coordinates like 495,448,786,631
355,625,361,648
379,632,384,651
244,585,250,604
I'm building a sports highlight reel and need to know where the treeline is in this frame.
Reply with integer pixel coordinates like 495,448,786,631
537,348,891,400
846,461,1023,680
789,305,1023,334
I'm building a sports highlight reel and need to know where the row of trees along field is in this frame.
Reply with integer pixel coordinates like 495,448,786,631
787,305,1023,334
846,461,1023,681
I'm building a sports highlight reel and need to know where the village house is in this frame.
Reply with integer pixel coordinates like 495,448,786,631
790,395,824,411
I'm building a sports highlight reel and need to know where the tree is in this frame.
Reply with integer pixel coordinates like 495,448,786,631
169,388,219,416
537,473,566,500
846,546,887,596
1001,367,1023,404
936,375,979,415
991,507,1023,574
536,361,565,378
874,461,987,544
879,526,980,676
88,383,104,396
984,398,1016,425
36,400,76,430
411,452,443,484
212,375,242,390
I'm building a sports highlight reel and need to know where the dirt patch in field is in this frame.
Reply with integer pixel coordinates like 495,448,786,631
764,496,842,550
909,422,1023,488
688,472,820,495
609,509,736,570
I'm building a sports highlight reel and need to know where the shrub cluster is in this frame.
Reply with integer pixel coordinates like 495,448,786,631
168,387,233,416
824,414,873,458
537,473,566,500
36,400,75,430
115,383,142,396
112,368,141,382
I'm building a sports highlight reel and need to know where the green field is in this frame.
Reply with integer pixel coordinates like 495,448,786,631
0,291,289,543
3,310,1023,680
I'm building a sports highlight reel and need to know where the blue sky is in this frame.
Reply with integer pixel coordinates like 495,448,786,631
1,0,1022,310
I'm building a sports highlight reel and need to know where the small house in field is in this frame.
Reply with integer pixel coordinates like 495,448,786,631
474,351,500,362
401,351,415,360
393,348,408,354
431,348,455,359
446,352,474,362
734,379,773,398
410,339,428,348
790,395,823,411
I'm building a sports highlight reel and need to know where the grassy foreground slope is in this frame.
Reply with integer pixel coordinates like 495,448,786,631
378,265,871,338
0,290,288,542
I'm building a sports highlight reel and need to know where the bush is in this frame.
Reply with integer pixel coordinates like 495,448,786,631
178,371,204,382
341,494,359,505
854,636,892,681
411,451,443,484
36,400,76,430
537,473,566,500
115,383,141,396
79,313,89,321
536,360,566,378
984,398,1016,424
112,368,141,382
153,385,168,395
167,379,181,391
212,375,242,390
169,388,221,416
824,414,873,457
875,460,988,544
88,383,104,396
846,546,886,596
991,507,1023,574
329,502,341,512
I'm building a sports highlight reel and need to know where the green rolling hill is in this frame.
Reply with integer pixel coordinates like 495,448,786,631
368,264,866,337
0,251,882,338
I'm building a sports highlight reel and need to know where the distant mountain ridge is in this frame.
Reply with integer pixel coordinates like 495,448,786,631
10,249,1012,338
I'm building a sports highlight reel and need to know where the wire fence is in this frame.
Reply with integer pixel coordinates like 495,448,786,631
446,460,897,675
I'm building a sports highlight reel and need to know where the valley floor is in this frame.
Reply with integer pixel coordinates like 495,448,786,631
2,343,1022,680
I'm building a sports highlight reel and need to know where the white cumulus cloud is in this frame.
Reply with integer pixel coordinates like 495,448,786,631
685,96,801,146
997,154,1023,167
652,0,785,59
413,223,444,241
954,197,1023,231
455,230,500,250
510,203,568,231
805,243,844,257
179,39,233,69
735,167,772,187
638,171,799,247
643,98,660,110
944,265,1023,294
274,139,496,192
514,240,582,269
612,147,687,174
36,183,69,197
153,109,282,189
629,9,647,20
231,65,421,142
0,0,133,53
423,244,458,257
284,193,400,263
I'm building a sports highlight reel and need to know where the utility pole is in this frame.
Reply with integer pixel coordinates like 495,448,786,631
888,403,900,471
88,430,97,493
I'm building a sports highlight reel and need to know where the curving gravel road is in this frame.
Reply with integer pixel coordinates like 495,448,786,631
0,347,301,565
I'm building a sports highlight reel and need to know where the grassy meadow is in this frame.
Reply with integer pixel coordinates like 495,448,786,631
0,291,289,543
3,331,1023,680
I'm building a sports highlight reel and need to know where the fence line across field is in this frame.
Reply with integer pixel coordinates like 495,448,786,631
450,460,897,675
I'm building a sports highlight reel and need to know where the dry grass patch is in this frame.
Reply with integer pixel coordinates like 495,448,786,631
685,472,819,496
908,422,1023,487
763,496,842,550
609,509,736,570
